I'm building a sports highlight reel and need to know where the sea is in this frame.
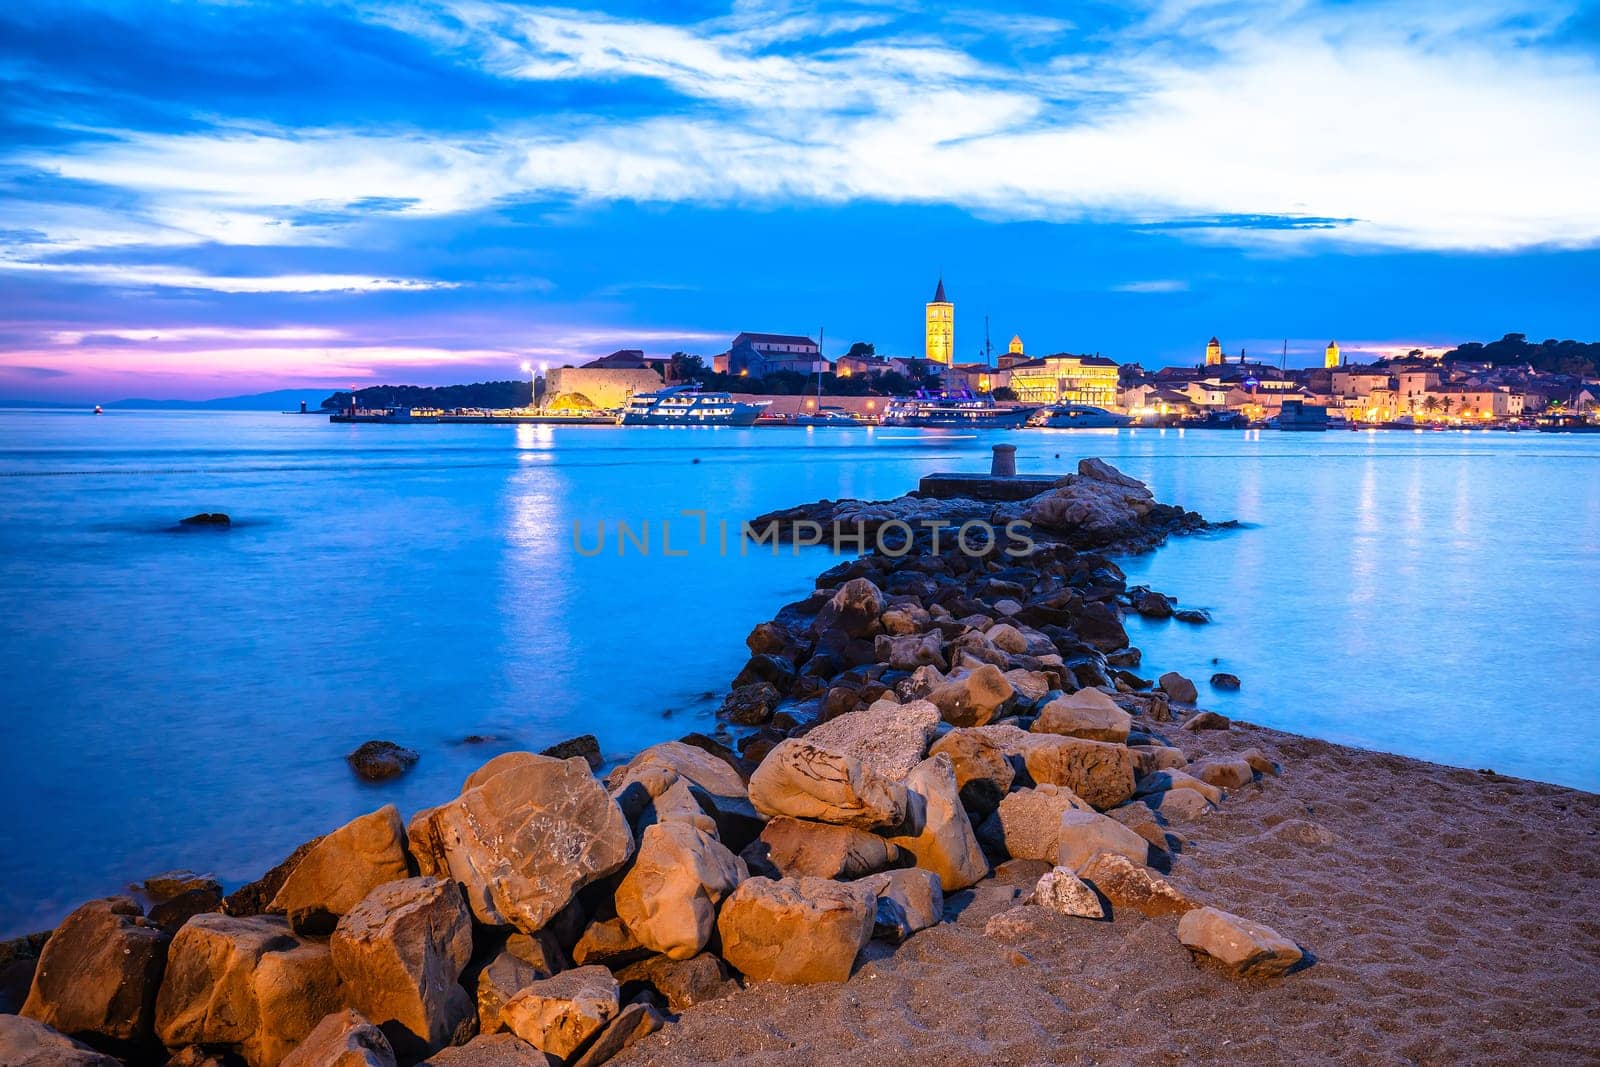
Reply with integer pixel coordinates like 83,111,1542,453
2,410,1597,936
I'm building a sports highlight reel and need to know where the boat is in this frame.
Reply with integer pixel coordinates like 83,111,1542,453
1271,400,1329,431
1534,414,1600,433
1177,409,1248,430
1036,404,1132,429
618,385,769,426
881,390,1036,429
93,405,103,415
329,406,442,423
791,406,863,427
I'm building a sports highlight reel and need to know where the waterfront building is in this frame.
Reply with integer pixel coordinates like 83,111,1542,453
546,365,664,411
945,362,1007,394
721,332,826,377
925,278,954,364
1205,336,1224,366
584,348,652,370
1325,340,1341,368
1008,354,1120,408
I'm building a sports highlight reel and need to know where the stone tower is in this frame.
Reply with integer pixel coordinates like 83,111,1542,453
1325,340,1341,369
925,277,953,365
1205,336,1223,366
1008,334,1024,355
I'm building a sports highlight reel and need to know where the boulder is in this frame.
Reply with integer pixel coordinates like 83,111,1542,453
149,888,222,932
613,953,738,1014
500,965,619,1061
475,945,560,1036
894,664,948,702
346,741,419,782
1141,786,1215,823
1056,809,1153,872
925,664,1014,727
802,697,941,781
889,754,989,891
1133,590,1173,618
1182,710,1232,732
1157,672,1198,704
1079,852,1199,917
143,870,221,899
1002,731,1139,810
269,804,411,934
155,913,342,1067
1002,669,1053,706
1238,747,1280,776
1190,757,1255,790
1105,801,1176,850
615,822,747,960
746,620,808,662
732,653,797,693
747,740,910,832
225,837,326,918
717,877,876,984
927,729,1015,815
414,755,633,932
812,578,884,638
570,1002,665,1067
540,735,603,770
330,878,475,1060
1177,907,1303,978
21,896,169,1047
571,918,650,969
858,868,944,943
1073,601,1129,653
1030,866,1105,920
720,682,780,725
976,785,1094,861
1134,769,1225,807
1020,464,1155,535
0,1014,121,1066
880,605,930,636
755,817,906,881
606,742,747,806
420,1033,554,1066
1209,672,1241,690
1174,609,1210,624
873,631,947,672
280,1010,396,1067
1033,689,1133,743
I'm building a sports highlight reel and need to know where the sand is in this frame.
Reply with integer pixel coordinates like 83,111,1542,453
613,721,1600,1066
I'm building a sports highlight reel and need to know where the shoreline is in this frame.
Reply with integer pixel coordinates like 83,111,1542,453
4,459,1597,1066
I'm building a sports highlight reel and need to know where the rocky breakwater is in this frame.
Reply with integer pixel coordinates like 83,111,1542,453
0,459,1301,1067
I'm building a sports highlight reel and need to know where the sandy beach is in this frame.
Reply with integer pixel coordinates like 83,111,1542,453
614,719,1600,1066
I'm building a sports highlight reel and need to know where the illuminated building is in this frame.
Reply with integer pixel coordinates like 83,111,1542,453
1205,336,1223,366
925,277,953,365
1325,340,1341,369
1008,334,1024,355
1007,354,1121,408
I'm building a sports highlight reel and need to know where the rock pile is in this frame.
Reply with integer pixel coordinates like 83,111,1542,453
3,460,1301,1066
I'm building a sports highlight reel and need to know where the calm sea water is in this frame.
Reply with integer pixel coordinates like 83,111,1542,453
1,411,1597,935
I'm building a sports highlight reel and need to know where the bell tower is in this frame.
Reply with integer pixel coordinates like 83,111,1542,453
1325,340,1341,368
925,277,953,365
1205,336,1223,366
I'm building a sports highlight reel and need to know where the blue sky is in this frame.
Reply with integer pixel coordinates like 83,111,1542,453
2,0,1598,400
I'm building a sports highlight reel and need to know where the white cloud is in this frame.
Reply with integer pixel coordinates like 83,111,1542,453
0,260,457,293
1113,280,1189,293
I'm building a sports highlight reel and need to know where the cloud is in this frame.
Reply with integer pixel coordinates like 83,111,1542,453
0,260,458,293
1112,279,1189,293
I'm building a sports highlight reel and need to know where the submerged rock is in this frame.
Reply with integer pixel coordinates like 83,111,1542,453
345,741,419,782
179,513,231,526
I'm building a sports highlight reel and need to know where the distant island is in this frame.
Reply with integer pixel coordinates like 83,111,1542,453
1442,333,1599,377
320,380,533,411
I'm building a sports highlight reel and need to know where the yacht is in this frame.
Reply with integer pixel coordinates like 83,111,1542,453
1270,400,1329,431
791,406,864,427
1035,404,1131,429
618,386,769,426
881,390,1036,429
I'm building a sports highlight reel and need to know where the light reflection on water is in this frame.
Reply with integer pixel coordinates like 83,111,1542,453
0,411,1596,935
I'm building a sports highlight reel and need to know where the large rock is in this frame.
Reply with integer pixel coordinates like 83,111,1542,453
346,741,419,782
280,1010,396,1067
812,577,884,638
858,868,944,943
475,941,561,1036
500,965,619,1060
756,816,906,880
1189,757,1255,790
747,740,911,832
720,682,780,725
1031,866,1105,920
802,697,941,781
331,878,475,1060
975,785,1093,861
1079,852,1199,917
927,729,1015,815
925,665,1014,727
615,822,747,960
570,1002,665,1067
1158,671,1199,704
1072,601,1129,653
612,953,738,1014
1177,907,1303,978
717,877,876,984
1056,809,1153,871
22,896,170,1047
889,754,989,891
0,1014,121,1066
269,805,411,934
1005,731,1138,810
1033,689,1133,744
606,742,748,806
412,754,634,932
1020,460,1155,535
873,631,947,672
155,913,342,1067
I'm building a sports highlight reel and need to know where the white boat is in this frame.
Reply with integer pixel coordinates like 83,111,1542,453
791,406,863,427
618,386,769,426
882,390,1036,429
1035,404,1131,429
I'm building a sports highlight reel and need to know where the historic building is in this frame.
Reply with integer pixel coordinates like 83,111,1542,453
1325,340,1341,369
925,278,953,365
1205,336,1223,366
1007,354,1121,408
1008,334,1024,355
717,331,825,376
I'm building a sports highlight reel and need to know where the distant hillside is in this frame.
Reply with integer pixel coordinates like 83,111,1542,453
109,388,328,411
320,380,532,410
1444,334,1598,377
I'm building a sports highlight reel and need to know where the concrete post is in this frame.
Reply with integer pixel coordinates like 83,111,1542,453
991,444,1017,477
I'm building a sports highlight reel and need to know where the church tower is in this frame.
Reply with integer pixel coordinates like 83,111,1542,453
1205,337,1223,366
1008,334,1024,355
925,277,953,365
1325,340,1341,369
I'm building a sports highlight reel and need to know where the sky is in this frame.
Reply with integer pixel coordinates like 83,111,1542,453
2,0,1599,401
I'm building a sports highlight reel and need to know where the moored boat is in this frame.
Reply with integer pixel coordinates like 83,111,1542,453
882,390,1036,429
1035,403,1132,429
618,385,769,426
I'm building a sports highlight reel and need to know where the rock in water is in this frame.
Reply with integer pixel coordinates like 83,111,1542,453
720,682,780,725
717,876,876,984
802,697,941,781
747,740,910,832
889,754,990,891
411,754,634,932
500,965,620,1060
269,804,410,934
0,1014,122,1066
1177,906,1303,978
1209,672,1241,690
155,913,342,1067
21,896,170,1048
1157,672,1199,704
614,821,747,961
179,513,231,526
280,1010,395,1067
1031,866,1105,920
330,878,475,1061
346,741,419,782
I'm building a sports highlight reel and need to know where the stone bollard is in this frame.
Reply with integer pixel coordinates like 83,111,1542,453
991,444,1017,477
